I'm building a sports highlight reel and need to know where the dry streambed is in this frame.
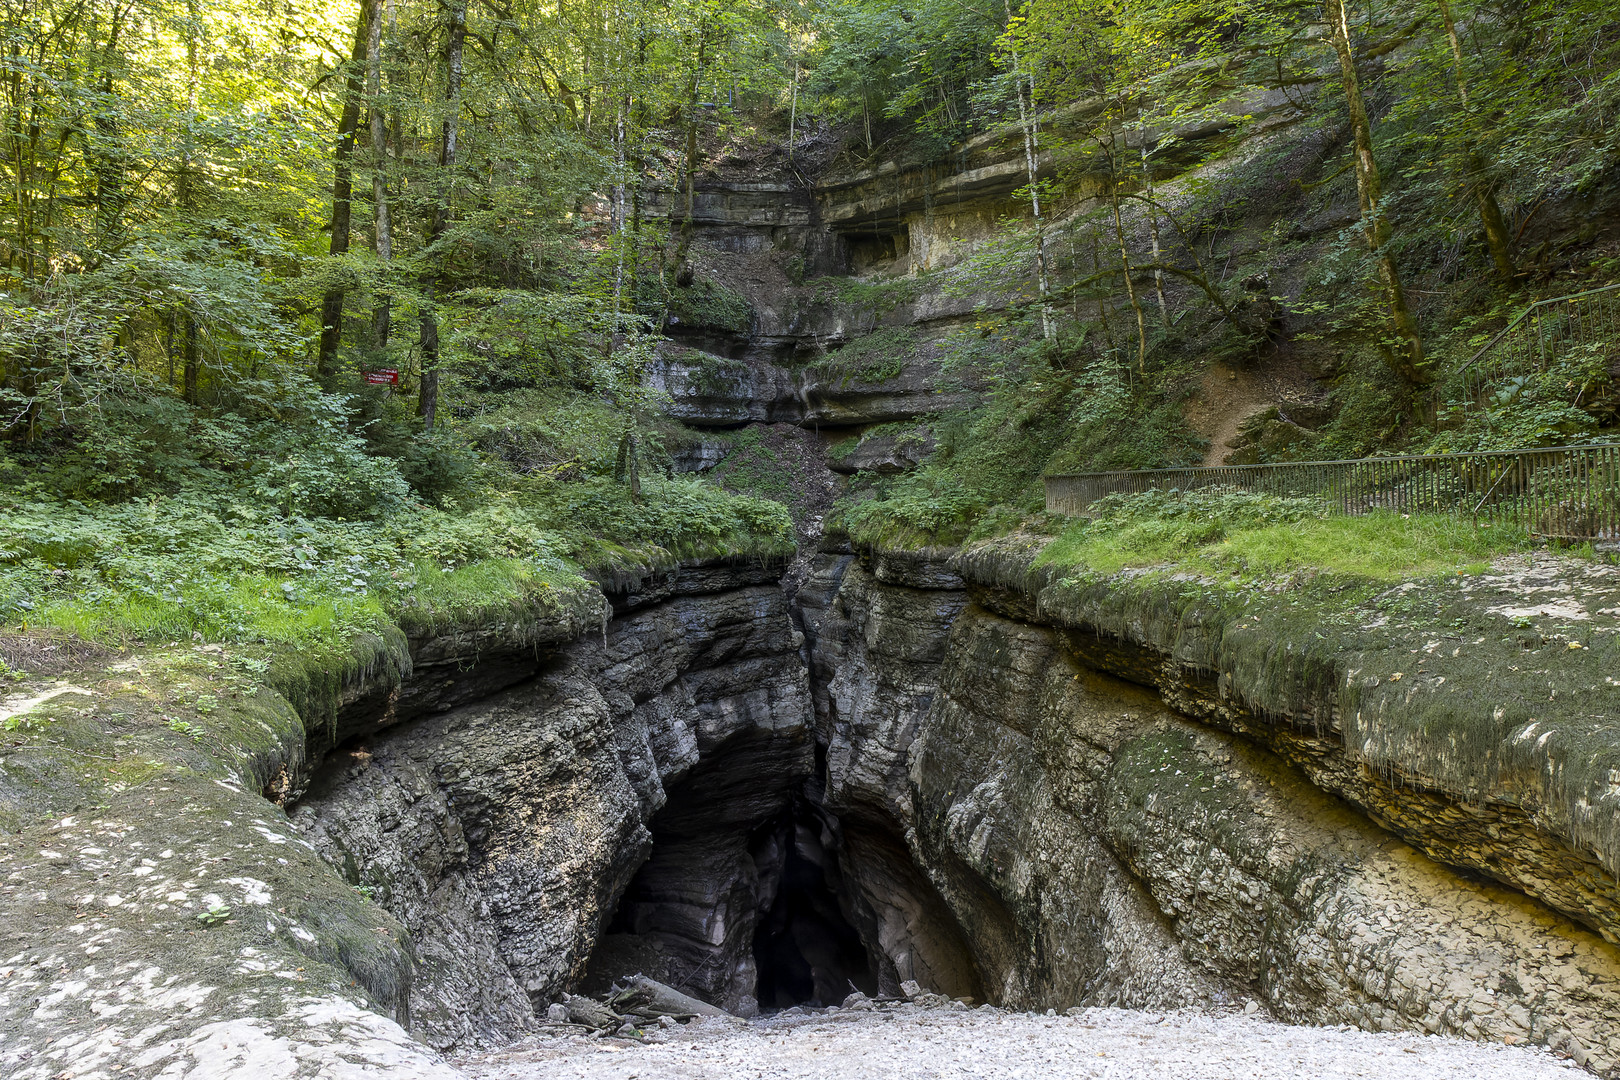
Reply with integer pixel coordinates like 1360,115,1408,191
456,1002,1584,1080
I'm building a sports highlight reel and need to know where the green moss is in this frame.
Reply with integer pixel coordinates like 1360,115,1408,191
663,346,751,397
810,326,917,386
805,275,921,319
708,428,793,502
666,277,753,334
956,530,1620,910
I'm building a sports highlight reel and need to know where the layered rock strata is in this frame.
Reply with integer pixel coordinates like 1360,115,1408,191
290,563,816,1048
800,545,1620,1073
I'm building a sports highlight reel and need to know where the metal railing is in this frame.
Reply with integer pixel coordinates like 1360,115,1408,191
1044,443,1620,539
1437,283,1620,415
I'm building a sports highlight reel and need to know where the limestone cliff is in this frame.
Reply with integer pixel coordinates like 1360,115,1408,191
798,542,1620,1073
10,98,1620,1080
290,562,814,1047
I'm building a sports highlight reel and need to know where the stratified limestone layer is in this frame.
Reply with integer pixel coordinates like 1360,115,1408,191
802,545,1620,1073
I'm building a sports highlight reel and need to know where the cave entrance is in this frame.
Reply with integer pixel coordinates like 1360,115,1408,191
844,228,909,274
584,789,878,1013
752,817,877,1010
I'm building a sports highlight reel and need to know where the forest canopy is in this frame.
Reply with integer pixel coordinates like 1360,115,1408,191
2,0,1618,642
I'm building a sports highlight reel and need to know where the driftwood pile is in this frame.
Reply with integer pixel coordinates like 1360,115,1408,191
550,975,730,1034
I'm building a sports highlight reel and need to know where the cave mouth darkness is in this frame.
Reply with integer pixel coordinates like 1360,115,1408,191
751,817,877,1009
589,796,878,1013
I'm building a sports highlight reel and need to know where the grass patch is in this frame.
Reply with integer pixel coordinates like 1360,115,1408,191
1,472,792,656
392,556,597,639
1035,489,1535,580
31,573,394,650
1210,513,1530,579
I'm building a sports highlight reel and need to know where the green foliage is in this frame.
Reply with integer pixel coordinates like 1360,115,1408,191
0,459,791,653
836,314,1204,547
805,0,1000,151
810,326,915,385
522,475,795,565
708,427,792,502
1035,489,1531,580
662,278,754,334
457,388,645,476
5,371,416,516
843,470,986,547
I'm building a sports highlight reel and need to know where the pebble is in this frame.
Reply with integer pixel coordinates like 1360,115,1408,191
456,1004,1584,1079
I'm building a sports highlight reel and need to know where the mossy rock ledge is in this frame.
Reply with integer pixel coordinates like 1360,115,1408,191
953,536,1620,947
0,570,612,1078
797,539,1620,1072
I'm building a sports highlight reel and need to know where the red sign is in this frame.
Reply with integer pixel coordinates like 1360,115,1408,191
364,368,399,386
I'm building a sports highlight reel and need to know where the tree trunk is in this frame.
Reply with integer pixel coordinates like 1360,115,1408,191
1106,134,1148,375
611,94,628,321
615,430,642,501
1473,167,1516,280
368,0,392,348
1436,0,1515,280
1092,232,1115,352
1140,145,1169,329
788,58,798,149
1003,0,1052,340
182,311,200,405
1324,0,1428,387
670,29,709,290
316,0,372,386
90,17,129,259
417,0,467,429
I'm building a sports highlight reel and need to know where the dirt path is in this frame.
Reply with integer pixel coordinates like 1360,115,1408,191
1183,358,1328,466
456,1003,1583,1080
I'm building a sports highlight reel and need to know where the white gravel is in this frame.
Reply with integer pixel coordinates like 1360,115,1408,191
455,1003,1586,1080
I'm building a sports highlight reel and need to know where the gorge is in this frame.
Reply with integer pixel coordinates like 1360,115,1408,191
8,116,1620,1078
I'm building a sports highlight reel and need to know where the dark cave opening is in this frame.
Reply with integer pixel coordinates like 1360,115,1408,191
584,792,879,1013
751,816,877,1010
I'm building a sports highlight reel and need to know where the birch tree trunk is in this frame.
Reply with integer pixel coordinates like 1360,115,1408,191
1003,0,1051,340
1140,145,1169,329
1106,133,1147,374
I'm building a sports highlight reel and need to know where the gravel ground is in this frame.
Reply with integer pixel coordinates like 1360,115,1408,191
455,1003,1585,1080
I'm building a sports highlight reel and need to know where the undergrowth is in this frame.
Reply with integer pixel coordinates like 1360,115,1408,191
1033,488,1535,580
0,476,792,652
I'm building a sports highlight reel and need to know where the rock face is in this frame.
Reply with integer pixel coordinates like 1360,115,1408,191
14,113,1620,1080
796,553,982,1001
12,547,1620,1077
290,563,816,1047
794,545,1620,1073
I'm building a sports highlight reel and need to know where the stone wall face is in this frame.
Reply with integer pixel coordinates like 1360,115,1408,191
802,550,1620,1073
796,552,982,1000
290,566,815,1049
